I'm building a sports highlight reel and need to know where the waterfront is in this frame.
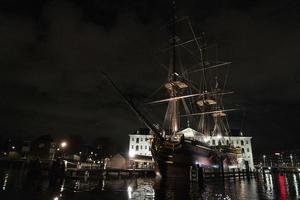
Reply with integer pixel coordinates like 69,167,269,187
0,167,300,200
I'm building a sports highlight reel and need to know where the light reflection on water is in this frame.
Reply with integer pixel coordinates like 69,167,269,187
1,169,300,200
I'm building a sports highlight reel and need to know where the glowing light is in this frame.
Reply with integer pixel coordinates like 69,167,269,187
129,151,135,158
216,134,222,139
203,136,210,143
127,186,132,199
53,197,59,200
2,173,8,190
60,142,67,148
12,146,15,150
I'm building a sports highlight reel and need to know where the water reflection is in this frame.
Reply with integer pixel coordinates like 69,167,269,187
1,168,300,200
293,174,299,197
2,172,8,191
278,175,287,200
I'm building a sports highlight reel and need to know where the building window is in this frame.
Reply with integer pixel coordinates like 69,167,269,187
247,148,249,152
246,140,249,144
212,140,215,145
136,138,139,143
132,138,134,141
141,145,143,149
136,145,139,151
141,138,143,142
226,140,229,145
145,146,147,149
242,148,245,153
131,145,134,149
236,140,239,144
241,140,244,145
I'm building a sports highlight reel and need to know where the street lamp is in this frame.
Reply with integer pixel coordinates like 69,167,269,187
290,154,294,168
263,155,266,167
60,141,67,159
60,141,67,148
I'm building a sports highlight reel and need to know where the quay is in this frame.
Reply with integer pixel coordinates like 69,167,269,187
1,159,300,182
65,168,155,179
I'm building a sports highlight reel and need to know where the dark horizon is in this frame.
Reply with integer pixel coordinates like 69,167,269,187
0,0,300,154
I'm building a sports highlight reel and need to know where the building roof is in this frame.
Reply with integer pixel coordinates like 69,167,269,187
130,128,249,137
131,128,150,135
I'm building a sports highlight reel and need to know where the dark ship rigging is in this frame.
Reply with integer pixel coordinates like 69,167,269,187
102,16,243,178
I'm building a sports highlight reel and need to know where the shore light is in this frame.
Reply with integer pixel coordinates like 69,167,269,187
60,141,67,148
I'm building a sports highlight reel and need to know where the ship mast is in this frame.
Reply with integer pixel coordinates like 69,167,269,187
164,1,181,136
187,21,210,136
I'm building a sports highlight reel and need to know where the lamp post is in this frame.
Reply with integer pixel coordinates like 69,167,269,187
60,141,67,159
290,154,294,168
263,155,266,167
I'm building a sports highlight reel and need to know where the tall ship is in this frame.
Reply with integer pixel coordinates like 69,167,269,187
103,16,242,178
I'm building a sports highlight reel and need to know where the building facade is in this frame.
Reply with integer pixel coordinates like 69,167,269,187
128,128,254,170
128,128,154,169
207,135,254,170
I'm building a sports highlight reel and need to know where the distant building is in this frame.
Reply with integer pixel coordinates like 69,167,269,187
254,150,300,168
128,128,254,170
106,153,128,169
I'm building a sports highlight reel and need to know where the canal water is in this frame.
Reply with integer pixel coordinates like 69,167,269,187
0,168,299,200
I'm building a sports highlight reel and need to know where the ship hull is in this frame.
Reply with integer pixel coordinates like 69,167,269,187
151,139,219,178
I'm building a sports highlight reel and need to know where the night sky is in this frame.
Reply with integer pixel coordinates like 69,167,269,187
1,0,300,153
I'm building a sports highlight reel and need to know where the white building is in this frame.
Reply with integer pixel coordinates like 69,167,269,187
128,128,152,158
128,128,254,170
128,128,154,169
207,133,254,170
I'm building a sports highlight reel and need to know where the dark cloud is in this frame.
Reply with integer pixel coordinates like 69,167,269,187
0,0,299,152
